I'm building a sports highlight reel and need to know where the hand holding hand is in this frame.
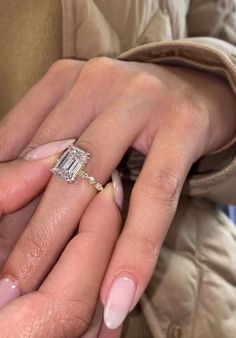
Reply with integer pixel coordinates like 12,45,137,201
0,57,236,336
0,157,122,337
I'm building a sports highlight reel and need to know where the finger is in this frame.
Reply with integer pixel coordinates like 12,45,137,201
0,154,60,217
0,140,77,264
19,58,130,158
0,183,121,338
0,60,82,162
0,196,41,270
101,126,198,329
0,96,144,294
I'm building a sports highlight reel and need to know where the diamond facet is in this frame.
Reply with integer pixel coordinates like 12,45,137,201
51,145,91,183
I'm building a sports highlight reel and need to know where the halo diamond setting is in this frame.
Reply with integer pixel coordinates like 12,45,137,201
51,144,104,191
51,145,91,183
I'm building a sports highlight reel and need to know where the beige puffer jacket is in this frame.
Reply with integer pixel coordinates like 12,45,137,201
1,1,236,337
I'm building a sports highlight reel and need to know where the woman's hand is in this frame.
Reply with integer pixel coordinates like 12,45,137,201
0,157,122,337
0,57,236,333
0,170,122,337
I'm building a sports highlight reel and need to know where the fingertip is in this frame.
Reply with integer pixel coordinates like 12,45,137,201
100,182,119,209
95,182,122,225
101,170,123,211
0,277,21,310
22,139,76,161
103,182,115,196
0,156,55,216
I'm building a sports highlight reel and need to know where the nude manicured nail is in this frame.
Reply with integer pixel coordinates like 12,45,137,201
111,170,124,210
24,139,76,161
104,277,136,329
0,278,20,309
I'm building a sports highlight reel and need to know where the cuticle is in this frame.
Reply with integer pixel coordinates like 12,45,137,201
112,270,137,285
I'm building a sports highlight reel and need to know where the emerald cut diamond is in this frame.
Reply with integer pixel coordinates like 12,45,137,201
51,145,91,183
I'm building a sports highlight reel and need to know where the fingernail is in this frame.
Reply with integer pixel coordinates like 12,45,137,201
0,277,20,309
104,276,136,329
23,139,76,161
111,170,124,210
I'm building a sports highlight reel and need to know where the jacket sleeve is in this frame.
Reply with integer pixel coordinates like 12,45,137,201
118,0,236,205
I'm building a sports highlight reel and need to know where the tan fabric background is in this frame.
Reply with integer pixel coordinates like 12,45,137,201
0,0,62,118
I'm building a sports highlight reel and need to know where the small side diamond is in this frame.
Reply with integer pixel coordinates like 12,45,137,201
78,171,88,179
88,177,96,184
95,183,103,191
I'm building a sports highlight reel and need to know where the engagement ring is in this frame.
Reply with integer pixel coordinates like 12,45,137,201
51,144,104,191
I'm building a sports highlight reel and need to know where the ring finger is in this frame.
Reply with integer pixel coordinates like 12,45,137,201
0,92,148,298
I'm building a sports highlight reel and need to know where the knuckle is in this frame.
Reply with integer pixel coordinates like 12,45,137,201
126,230,159,260
41,59,81,88
59,301,90,336
41,290,91,337
46,59,78,79
44,60,68,81
13,291,89,338
26,231,49,258
23,238,46,263
86,56,118,71
126,72,164,98
173,99,194,122
134,170,179,210
80,57,122,84
173,97,210,133
13,231,50,281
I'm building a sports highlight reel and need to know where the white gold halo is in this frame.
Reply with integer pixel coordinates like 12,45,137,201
51,144,104,191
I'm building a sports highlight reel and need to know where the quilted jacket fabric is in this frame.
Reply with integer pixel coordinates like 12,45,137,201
61,1,236,337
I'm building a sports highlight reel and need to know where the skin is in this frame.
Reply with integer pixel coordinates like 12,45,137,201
0,57,236,337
